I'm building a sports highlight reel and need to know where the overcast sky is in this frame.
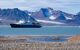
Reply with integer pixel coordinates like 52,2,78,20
0,0,80,14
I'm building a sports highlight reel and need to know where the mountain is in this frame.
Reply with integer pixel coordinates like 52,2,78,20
0,8,28,24
0,8,80,26
27,7,79,26
73,12,80,24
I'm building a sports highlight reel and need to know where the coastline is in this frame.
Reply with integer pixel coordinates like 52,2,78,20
0,35,80,50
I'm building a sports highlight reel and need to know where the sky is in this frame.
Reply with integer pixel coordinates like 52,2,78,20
0,0,80,14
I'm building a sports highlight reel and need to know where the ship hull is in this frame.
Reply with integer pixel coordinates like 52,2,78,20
10,24,42,28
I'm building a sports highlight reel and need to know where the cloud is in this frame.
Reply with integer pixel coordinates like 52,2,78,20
13,0,26,3
0,0,80,14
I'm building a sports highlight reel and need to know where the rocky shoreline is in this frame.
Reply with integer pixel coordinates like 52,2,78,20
0,35,80,50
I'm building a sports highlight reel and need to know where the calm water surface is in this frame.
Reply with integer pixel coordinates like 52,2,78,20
0,26,80,36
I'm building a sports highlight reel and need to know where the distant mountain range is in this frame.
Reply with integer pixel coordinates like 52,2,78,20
0,8,80,26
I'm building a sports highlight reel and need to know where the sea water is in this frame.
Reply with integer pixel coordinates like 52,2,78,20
0,26,80,42
0,25,80,36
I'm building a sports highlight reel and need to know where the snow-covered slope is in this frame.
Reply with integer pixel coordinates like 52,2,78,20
37,19,64,24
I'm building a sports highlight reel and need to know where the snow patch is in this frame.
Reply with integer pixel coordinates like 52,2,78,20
37,19,64,24
65,17,72,20
0,19,2,21
28,13,31,16
49,16,56,20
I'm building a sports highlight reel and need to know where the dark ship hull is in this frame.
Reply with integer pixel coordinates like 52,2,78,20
10,24,42,28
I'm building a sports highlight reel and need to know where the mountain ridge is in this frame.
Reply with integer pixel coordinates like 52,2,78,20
0,8,80,26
